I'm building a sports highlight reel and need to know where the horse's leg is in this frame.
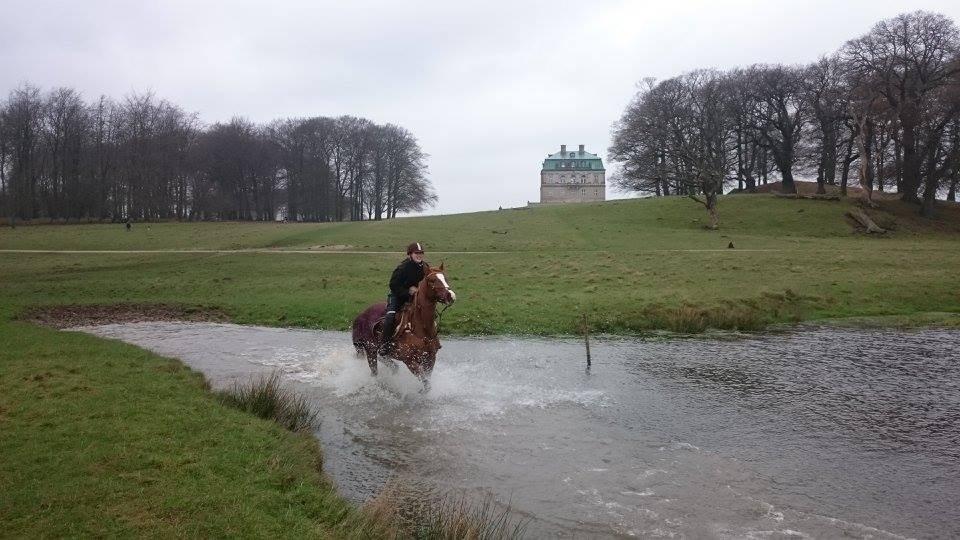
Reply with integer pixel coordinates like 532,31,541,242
365,342,378,376
379,355,399,374
417,355,435,394
423,357,436,379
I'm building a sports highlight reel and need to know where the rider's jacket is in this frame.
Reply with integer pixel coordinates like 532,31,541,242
389,258,426,304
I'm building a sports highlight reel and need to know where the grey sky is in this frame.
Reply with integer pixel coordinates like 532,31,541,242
3,0,959,214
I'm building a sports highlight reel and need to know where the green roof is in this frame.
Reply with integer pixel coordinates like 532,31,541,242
544,149,602,161
542,146,605,171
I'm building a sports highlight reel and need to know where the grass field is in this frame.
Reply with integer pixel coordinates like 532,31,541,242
3,194,960,334
0,321,385,538
4,194,960,253
2,193,959,537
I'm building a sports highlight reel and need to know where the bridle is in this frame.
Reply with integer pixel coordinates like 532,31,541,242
415,270,455,331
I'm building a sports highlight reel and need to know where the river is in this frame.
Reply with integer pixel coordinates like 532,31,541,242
78,322,960,539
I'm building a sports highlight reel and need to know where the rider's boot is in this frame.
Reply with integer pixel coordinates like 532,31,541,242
378,311,397,356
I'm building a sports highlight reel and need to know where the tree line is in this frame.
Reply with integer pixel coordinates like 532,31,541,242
0,86,435,223
609,11,960,227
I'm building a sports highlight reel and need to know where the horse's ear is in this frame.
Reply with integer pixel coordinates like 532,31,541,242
423,261,431,272
439,261,445,272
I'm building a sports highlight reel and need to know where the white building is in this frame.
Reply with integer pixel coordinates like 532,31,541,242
540,144,606,204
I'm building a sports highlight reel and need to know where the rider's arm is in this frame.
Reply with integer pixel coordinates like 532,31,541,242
389,263,408,298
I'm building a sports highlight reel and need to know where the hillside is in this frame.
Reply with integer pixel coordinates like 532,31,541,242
2,193,959,334
3,193,960,253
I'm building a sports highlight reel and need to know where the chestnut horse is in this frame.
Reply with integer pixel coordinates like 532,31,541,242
352,263,456,391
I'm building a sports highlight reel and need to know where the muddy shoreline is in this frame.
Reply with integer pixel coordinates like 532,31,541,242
21,303,229,329
21,302,960,336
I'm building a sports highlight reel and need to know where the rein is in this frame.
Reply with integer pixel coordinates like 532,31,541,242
434,302,452,332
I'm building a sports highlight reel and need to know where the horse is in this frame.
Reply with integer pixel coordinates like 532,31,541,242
352,263,456,392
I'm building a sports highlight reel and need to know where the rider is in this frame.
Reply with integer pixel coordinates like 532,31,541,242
378,242,427,355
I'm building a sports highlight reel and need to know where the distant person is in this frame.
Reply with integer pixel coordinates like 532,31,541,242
378,242,428,355
125,219,131,232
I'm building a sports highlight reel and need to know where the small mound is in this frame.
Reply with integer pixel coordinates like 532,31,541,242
747,180,902,199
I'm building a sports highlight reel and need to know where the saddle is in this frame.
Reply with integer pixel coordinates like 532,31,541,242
379,303,415,340
376,302,442,350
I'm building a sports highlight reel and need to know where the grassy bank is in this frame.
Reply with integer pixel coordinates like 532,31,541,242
0,319,382,537
2,195,960,333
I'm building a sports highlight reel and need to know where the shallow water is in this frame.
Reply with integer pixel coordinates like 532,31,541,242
80,322,960,538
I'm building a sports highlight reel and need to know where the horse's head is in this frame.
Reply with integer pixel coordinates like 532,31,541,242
422,263,456,305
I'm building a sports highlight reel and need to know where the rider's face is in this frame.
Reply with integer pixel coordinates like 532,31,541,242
411,251,424,263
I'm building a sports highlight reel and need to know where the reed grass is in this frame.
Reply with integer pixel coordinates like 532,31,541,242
364,479,528,540
216,372,318,432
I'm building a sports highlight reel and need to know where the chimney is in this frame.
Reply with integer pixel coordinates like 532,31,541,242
578,144,585,155
560,144,566,155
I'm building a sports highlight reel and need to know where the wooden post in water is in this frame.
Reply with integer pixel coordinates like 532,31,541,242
580,314,591,369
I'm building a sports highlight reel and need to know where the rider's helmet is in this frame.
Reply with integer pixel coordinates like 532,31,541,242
406,242,425,255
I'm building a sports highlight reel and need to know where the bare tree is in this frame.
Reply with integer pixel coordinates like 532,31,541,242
745,65,810,194
1,82,434,222
843,11,960,214
608,71,733,228
804,57,848,194
3,84,43,220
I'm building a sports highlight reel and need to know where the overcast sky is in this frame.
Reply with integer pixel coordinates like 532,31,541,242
3,0,960,214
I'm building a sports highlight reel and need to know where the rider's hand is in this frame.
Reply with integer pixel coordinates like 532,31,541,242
409,286,418,295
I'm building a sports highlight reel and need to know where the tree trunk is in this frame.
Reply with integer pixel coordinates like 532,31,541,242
920,173,940,218
857,116,876,208
847,207,886,233
900,119,921,203
706,194,719,230
893,132,902,193
816,161,826,195
840,135,855,197
824,128,838,186
780,166,796,194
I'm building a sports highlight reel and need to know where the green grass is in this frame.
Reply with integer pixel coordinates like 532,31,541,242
0,320,382,538
2,195,960,334
2,193,959,537
5,194,958,253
